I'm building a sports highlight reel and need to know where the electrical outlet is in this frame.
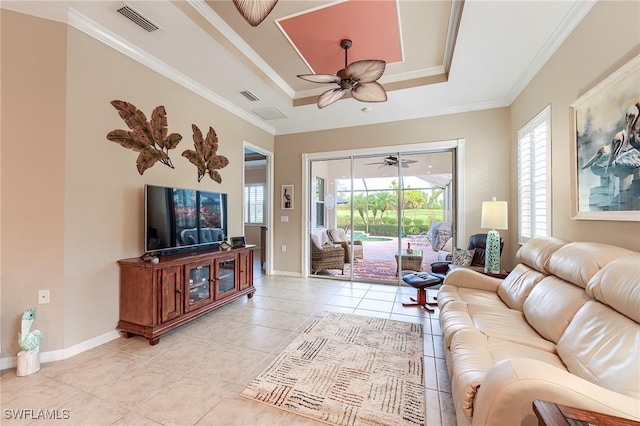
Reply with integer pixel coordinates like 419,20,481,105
38,290,50,304
281,245,287,252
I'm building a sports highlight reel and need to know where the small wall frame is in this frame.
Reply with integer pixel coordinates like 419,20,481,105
281,184,294,210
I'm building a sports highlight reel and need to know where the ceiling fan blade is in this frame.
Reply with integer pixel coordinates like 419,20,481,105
297,74,341,84
317,88,347,109
345,60,386,83
232,0,278,26
352,82,388,103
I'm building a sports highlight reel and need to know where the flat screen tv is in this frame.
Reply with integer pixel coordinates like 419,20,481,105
145,184,228,255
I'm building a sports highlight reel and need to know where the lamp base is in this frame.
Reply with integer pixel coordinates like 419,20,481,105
484,229,501,274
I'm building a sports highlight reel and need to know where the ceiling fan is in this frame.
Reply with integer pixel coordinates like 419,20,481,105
297,39,387,109
233,0,278,27
365,156,418,168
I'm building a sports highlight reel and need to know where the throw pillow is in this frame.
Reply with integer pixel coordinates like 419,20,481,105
437,250,453,262
452,248,475,266
311,234,323,250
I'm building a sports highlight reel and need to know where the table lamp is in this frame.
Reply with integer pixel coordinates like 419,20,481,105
481,198,508,274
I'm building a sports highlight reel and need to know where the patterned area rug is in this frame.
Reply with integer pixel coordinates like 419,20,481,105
241,312,425,426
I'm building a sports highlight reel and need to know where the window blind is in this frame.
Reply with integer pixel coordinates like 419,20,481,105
518,106,551,243
244,184,265,224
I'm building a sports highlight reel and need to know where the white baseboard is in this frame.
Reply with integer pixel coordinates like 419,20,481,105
271,270,302,277
0,330,120,371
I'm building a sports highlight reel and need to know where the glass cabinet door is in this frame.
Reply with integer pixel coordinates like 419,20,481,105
215,256,237,299
185,261,214,311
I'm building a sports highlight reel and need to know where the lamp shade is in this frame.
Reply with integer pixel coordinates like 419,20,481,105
481,200,508,230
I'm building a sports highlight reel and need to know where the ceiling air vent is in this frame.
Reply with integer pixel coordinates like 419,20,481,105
116,3,160,32
253,107,287,120
241,91,260,102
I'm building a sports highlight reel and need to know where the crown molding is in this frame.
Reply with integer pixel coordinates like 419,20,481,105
67,8,276,135
278,98,509,135
504,0,596,105
187,0,295,99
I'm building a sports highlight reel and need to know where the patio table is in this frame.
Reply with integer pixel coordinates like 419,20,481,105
395,249,423,276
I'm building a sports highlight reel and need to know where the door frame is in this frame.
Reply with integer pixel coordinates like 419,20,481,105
301,139,466,278
243,141,274,276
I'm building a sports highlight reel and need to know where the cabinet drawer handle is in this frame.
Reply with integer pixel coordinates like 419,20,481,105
177,289,182,293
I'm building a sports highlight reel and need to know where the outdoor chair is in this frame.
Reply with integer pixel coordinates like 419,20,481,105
311,234,345,274
408,231,432,247
326,228,364,262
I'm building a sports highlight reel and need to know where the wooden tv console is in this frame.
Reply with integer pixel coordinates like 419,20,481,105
117,245,255,345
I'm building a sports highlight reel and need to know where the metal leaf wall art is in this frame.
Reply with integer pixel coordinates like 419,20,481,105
182,124,229,183
106,100,182,175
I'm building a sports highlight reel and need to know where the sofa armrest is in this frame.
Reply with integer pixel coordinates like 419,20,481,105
471,358,640,426
443,268,502,292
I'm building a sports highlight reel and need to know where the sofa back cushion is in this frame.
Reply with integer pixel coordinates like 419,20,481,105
557,301,639,399
558,255,640,399
586,254,640,323
523,276,591,343
497,264,547,311
515,236,566,273
546,242,636,289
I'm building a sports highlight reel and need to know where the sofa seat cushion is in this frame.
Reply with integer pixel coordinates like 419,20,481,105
557,300,640,400
449,329,566,423
440,301,556,352
437,284,504,309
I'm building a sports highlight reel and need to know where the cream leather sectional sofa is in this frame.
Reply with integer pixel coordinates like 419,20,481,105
437,236,640,426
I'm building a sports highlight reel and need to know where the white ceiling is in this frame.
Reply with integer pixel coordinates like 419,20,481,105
3,0,596,136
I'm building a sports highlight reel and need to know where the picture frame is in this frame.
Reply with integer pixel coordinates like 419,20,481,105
570,54,640,221
281,184,294,210
230,236,246,248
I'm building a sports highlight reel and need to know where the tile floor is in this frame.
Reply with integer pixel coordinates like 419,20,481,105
1,272,456,426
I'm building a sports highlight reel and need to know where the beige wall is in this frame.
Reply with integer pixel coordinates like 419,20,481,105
510,0,640,260
274,108,512,274
1,11,274,357
1,11,68,355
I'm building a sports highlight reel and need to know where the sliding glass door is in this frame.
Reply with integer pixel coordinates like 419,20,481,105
309,149,455,284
